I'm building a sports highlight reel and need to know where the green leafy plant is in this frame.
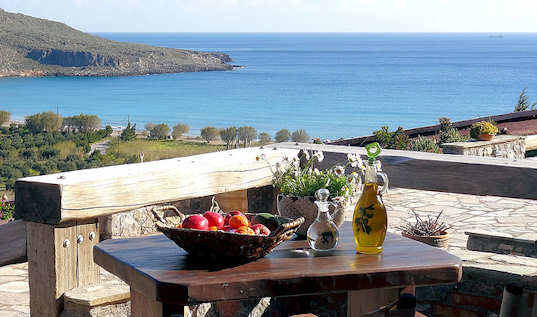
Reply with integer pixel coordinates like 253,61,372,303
470,121,498,139
438,117,469,144
0,201,14,221
410,136,441,153
373,126,409,150
258,150,365,199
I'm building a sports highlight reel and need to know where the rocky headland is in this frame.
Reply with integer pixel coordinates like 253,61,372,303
0,8,233,77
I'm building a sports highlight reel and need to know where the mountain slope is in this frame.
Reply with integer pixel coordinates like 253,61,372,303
0,9,232,77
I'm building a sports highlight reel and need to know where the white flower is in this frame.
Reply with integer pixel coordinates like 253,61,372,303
256,153,267,161
333,165,345,177
302,151,310,160
313,151,324,162
347,175,355,184
313,168,320,175
376,160,382,171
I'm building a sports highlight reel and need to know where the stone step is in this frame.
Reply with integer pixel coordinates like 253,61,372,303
60,278,130,317
465,229,537,258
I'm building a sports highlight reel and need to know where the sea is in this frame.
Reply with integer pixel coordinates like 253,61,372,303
1,33,537,139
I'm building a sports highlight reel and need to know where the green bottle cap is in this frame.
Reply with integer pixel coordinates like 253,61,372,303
365,142,382,163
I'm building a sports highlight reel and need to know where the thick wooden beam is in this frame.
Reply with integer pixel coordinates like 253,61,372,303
277,143,537,200
0,220,27,266
15,147,298,224
27,220,100,317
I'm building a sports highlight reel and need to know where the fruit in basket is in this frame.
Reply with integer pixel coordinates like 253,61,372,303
203,211,225,229
251,213,280,231
182,215,209,230
250,224,271,236
229,215,249,229
225,210,244,225
236,226,255,235
224,225,236,233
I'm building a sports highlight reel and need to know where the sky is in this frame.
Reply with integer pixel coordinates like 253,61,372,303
1,0,537,32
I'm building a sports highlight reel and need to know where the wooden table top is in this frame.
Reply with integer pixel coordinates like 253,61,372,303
94,223,461,305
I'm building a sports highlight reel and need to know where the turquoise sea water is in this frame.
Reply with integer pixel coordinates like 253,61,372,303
1,33,537,139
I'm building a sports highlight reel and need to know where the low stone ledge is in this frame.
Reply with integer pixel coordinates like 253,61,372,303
442,135,526,159
465,230,537,258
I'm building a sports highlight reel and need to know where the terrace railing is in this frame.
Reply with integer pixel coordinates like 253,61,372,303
10,142,537,317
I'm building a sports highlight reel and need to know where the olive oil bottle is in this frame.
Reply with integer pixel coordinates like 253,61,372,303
353,143,389,254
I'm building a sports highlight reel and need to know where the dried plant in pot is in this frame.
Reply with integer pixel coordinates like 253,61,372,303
398,211,451,248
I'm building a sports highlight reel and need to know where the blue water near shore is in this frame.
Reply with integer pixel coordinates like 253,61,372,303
1,33,537,139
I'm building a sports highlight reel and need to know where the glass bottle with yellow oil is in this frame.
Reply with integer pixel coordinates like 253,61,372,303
353,142,389,254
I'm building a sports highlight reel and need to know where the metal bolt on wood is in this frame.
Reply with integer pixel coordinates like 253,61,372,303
63,239,70,248
77,235,83,244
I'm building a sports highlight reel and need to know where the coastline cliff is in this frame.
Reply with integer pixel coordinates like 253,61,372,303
0,9,232,77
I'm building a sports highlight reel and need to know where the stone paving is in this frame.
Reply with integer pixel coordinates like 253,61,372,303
1,188,536,316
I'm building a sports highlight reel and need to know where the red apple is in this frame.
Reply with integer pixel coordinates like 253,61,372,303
182,215,209,230
250,224,271,236
224,210,244,225
203,211,225,229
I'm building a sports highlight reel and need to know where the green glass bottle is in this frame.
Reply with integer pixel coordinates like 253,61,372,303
352,143,389,254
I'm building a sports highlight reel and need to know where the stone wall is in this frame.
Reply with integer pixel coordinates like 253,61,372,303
441,135,526,160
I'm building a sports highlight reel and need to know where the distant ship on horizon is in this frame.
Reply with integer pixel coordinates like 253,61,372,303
489,34,504,38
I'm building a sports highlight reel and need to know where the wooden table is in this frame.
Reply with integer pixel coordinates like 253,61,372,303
94,223,461,317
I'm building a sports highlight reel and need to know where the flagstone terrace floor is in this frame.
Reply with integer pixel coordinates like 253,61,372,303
1,188,536,317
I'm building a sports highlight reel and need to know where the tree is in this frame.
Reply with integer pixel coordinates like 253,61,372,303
0,110,10,126
120,121,137,141
25,112,62,133
150,124,171,139
238,126,256,147
220,127,237,150
291,129,310,143
63,114,101,132
172,123,190,139
275,129,291,142
201,126,219,143
515,88,537,112
258,132,271,145
144,123,156,134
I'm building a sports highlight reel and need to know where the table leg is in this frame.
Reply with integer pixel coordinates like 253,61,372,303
347,288,400,317
130,288,186,317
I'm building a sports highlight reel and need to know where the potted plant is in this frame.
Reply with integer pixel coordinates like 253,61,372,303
398,211,451,248
258,150,365,236
470,121,498,141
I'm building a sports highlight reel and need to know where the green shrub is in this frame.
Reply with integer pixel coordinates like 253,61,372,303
373,126,409,150
410,136,441,153
470,121,498,139
438,117,469,144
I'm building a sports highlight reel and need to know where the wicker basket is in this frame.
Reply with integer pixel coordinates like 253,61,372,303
153,209,304,261
401,231,449,249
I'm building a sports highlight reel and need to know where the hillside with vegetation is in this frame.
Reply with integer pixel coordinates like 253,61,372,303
0,8,232,77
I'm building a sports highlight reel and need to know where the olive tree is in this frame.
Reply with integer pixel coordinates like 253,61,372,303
291,129,310,143
172,123,190,139
150,124,171,139
258,132,271,145
275,129,291,142
219,126,237,150
0,110,10,126
200,126,219,144
25,112,63,133
238,126,256,147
